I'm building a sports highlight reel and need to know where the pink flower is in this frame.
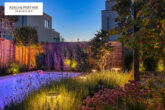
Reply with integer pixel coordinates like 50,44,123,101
79,80,151,110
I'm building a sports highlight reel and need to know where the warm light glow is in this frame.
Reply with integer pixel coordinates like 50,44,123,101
65,59,71,66
15,45,44,68
46,92,61,103
71,60,77,69
111,67,121,73
64,59,77,69
78,76,87,80
91,69,97,73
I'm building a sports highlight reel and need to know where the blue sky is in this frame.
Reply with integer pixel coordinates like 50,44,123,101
0,0,105,41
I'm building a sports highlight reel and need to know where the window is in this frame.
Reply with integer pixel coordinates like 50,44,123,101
54,37,60,42
107,16,109,30
45,20,50,28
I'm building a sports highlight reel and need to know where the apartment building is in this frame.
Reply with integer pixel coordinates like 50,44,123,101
102,0,124,69
102,0,119,41
15,13,60,43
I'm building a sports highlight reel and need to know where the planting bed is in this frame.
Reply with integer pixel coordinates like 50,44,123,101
0,71,80,109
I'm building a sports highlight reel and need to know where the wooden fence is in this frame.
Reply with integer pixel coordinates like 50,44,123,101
0,39,15,68
108,41,124,68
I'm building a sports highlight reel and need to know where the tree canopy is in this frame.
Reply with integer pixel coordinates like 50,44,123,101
110,0,165,105
0,6,18,24
90,30,113,71
15,26,38,46
110,0,165,62
0,6,18,37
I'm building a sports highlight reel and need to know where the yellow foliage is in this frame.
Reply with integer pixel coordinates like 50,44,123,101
71,60,77,69
65,59,71,66
142,18,150,26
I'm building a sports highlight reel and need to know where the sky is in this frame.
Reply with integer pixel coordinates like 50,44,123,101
0,0,105,41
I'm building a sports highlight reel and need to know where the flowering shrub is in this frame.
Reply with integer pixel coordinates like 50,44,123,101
147,92,164,110
79,80,150,110
124,80,149,110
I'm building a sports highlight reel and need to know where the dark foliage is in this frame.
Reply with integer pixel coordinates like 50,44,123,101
35,43,90,72
143,57,159,71
124,51,133,71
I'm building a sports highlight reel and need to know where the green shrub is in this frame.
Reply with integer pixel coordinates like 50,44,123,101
157,59,164,72
124,52,133,71
7,63,26,75
143,57,158,71
35,53,47,71
0,68,9,76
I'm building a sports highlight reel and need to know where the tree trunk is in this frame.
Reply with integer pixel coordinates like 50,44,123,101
100,55,107,72
163,60,165,108
101,64,105,72
133,48,140,81
133,3,140,81
122,43,125,71
98,62,105,72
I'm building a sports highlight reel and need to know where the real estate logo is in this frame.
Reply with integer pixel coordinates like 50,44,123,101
5,2,43,16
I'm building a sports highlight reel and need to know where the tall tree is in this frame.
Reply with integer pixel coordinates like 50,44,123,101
109,0,144,80
0,6,18,34
111,0,165,106
15,26,38,68
137,0,165,107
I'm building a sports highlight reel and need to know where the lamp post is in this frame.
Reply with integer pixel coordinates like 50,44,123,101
46,92,60,109
46,92,60,102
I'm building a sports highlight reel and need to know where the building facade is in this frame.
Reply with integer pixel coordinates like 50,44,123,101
102,0,124,69
15,13,60,43
102,0,118,41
